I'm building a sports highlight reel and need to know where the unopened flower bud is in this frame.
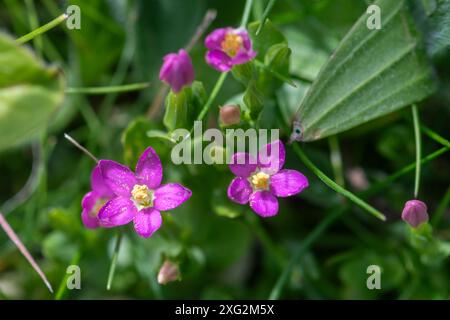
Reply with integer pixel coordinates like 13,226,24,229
401,200,429,228
159,49,195,93
219,105,241,126
157,260,180,285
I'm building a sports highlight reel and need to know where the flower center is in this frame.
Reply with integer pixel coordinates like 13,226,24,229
221,33,243,57
89,198,107,218
131,184,154,210
250,172,270,190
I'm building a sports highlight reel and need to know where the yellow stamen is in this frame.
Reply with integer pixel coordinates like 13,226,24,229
250,172,270,190
221,33,243,57
131,184,153,208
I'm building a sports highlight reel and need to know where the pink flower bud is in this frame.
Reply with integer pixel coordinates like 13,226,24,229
401,200,429,228
159,49,195,93
157,260,180,285
219,105,241,126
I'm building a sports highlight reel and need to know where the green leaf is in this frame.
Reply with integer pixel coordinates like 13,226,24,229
424,0,450,56
293,0,436,142
0,33,64,151
248,20,286,58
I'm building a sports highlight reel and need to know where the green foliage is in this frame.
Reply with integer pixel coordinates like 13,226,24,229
0,33,64,151
296,0,436,141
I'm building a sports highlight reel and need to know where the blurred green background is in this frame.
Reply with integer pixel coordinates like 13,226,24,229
0,0,449,299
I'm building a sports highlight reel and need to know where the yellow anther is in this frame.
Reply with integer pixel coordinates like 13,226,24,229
131,184,153,207
221,33,243,57
250,172,270,190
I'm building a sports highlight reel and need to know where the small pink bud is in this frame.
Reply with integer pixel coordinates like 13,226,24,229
401,200,429,228
157,260,180,285
219,105,241,126
159,49,195,93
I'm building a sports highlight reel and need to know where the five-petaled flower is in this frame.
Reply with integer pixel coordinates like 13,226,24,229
227,140,309,217
81,165,115,229
97,147,192,238
205,27,257,72
159,49,195,93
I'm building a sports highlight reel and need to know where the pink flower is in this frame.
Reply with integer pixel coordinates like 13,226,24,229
81,165,115,229
402,200,429,228
97,147,192,238
159,49,195,93
227,140,309,217
205,27,257,72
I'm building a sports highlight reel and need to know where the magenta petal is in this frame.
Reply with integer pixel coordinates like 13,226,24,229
99,160,136,197
81,191,100,229
91,165,114,198
227,177,252,204
98,197,137,227
135,146,163,189
258,140,286,175
231,49,257,65
249,191,279,217
153,183,192,211
133,208,162,238
205,50,233,72
204,27,229,50
229,152,257,177
270,169,309,197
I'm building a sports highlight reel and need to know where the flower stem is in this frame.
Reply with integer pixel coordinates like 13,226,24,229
0,212,53,293
107,231,123,290
66,82,150,95
240,0,254,27
64,133,99,163
328,136,345,187
292,144,386,221
16,13,67,45
411,104,422,198
255,0,277,35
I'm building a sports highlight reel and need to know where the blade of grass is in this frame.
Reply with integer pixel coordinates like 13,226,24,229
0,212,53,293
24,0,43,57
411,104,422,198
107,231,123,290
256,0,277,35
292,144,386,221
240,0,254,27
16,13,67,44
66,82,150,95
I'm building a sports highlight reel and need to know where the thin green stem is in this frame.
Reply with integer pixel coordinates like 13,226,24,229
107,231,123,290
411,105,422,198
421,125,450,148
66,82,150,95
16,13,67,45
292,144,386,221
432,185,450,227
55,249,81,300
240,0,254,27
269,208,345,299
24,0,43,57
328,136,345,187
256,0,277,35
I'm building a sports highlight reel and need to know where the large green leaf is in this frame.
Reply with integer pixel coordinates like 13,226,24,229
0,33,64,151
292,0,436,142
